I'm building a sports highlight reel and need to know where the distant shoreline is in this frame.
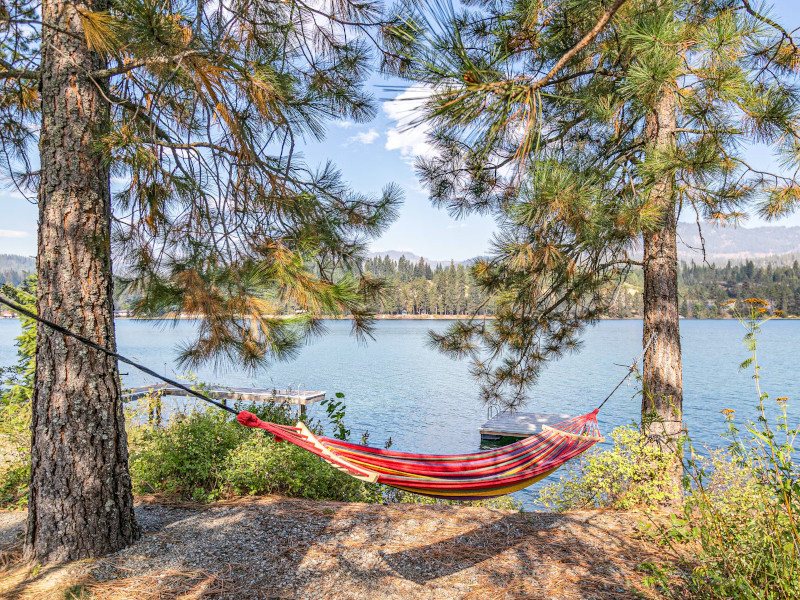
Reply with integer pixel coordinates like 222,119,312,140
108,313,794,321
3,313,795,322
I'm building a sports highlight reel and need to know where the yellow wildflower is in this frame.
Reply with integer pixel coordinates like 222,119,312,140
776,397,788,406
720,408,735,417
743,298,768,306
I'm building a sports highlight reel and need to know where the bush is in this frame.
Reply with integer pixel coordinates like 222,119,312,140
537,424,676,511
219,433,370,501
541,299,799,599
680,432,799,600
0,461,29,510
127,401,368,503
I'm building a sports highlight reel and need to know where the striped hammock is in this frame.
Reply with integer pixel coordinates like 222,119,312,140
236,409,603,500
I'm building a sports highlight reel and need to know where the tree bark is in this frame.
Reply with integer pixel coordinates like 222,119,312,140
642,89,683,494
26,0,139,562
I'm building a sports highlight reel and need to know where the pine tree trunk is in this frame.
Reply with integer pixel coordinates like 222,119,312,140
642,89,683,496
26,0,139,562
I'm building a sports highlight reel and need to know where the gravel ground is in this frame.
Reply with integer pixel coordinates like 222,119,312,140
0,498,683,600
0,511,25,546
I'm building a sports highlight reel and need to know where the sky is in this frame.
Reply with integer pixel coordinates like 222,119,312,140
1,0,798,262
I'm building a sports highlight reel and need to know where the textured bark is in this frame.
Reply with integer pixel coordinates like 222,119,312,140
641,89,683,488
26,0,139,562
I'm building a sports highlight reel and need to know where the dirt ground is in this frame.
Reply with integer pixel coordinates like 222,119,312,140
0,497,686,600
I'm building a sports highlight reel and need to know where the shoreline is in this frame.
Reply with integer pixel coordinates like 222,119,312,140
2,314,797,321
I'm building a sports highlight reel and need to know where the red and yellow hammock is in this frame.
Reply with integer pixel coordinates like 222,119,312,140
236,409,603,500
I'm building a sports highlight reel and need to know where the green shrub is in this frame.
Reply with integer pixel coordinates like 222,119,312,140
219,433,370,501
0,461,29,510
644,300,800,600
128,402,312,501
537,424,675,511
673,299,800,600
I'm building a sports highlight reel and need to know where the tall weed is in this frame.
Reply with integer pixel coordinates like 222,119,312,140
677,299,799,600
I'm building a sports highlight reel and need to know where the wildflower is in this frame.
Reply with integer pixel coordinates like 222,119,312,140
758,307,768,314
743,298,768,306
774,310,783,317
720,408,735,418
722,299,736,306
776,397,788,406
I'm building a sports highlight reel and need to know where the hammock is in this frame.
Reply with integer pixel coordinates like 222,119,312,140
0,295,644,502
236,409,602,500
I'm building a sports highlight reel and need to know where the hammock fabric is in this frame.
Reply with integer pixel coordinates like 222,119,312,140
236,409,603,500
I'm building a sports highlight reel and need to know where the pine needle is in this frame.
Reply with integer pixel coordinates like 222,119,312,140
76,9,120,56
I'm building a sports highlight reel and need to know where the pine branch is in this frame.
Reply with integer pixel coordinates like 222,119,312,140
90,50,205,79
739,0,799,53
0,69,39,80
108,93,172,141
527,0,629,92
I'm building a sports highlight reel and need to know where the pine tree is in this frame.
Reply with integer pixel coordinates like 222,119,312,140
384,0,800,487
1,0,399,561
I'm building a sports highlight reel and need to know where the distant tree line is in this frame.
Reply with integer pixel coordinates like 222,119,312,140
4,254,799,319
364,256,800,319
363,256,491,316
676,260,800,319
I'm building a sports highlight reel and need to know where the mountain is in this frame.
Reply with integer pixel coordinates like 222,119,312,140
6,222,800,285
0,254,35,285
373,225,800,267
675,223,800,263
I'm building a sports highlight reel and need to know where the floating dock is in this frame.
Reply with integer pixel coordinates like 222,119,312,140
479,411,572,441
122,383,325,418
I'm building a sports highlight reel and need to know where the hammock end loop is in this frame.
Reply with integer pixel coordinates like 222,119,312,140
237,410,285,442
237,410,263,428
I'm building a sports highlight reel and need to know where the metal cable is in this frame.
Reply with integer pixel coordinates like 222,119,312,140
596,331,659,410
0,294,239,416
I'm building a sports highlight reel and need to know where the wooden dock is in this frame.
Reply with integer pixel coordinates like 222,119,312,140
480,411,572,441
122,383,325,420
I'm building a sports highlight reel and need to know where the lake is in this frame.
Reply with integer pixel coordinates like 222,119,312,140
2,317,798,508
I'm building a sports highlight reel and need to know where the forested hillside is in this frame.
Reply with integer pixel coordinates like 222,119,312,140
363,255,490,315
0,254,34,286
3,252,798,318
364,256,800,319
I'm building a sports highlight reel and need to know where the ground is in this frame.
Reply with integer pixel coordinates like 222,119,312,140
0,497,685,600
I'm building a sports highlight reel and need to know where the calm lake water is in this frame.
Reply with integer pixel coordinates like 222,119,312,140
2,318,798,508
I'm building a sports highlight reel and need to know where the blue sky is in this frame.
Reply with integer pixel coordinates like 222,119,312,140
1,0,798,261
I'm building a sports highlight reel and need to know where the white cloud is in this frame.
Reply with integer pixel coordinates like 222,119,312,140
345,129,379,146
334,120,356,129
383,85,436,164
0,229,27,238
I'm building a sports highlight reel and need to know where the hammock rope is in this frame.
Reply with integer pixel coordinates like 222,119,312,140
0,294,651,499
